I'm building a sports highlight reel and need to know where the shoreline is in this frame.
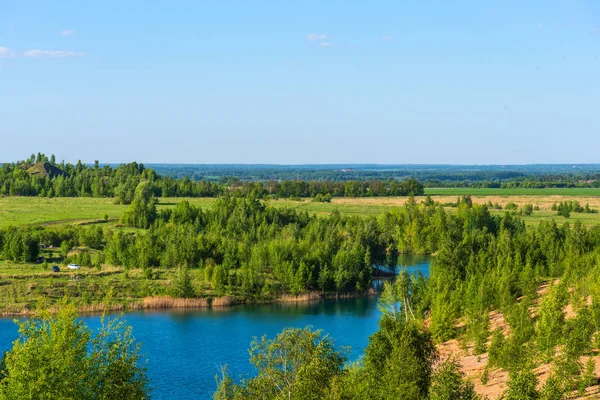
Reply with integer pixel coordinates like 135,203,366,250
0,288,379,318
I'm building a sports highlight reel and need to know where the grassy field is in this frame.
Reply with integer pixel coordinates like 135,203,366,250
2,193,600,229
0,197,216,228
0,263,182,314
0,246,210,314
424,187,600,196
0,197,127,227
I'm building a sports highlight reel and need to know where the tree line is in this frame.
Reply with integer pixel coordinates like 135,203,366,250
0,153,423,200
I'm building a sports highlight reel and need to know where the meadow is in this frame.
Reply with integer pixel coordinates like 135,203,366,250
0,245,213,315
2,192,600,229
424,187,600,196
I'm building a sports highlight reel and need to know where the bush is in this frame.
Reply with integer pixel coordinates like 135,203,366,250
503,366,539,400
430,358,480,400
312,193,332,203
487,329,508,369
520,204,534,216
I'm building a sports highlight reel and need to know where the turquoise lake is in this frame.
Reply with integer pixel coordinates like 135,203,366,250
0,256,430,399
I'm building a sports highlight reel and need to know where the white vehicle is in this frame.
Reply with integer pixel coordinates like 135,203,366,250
67,264,81,270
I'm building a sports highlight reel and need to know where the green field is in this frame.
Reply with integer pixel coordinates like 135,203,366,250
0,197,216,228
0,197,127,227
2,194,600,229
0,197,388,228
492,210,600,227
0,261,192,314
270,199,391,217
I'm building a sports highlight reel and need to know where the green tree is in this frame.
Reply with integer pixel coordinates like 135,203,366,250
0,353,6,383
215,327,346,400
377,272,417,322
173,265,196,298
60,239,73,258
539,375,564,400
536,282,568,358
121,181,157,228
503,366,539,400
430,288,458,342
430,358,480,400
0,304,150,399
360,289,438,400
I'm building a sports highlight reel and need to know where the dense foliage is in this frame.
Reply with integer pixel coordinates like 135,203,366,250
4,184,600,397
215,327,347,400
206,193,600,399
0,153,423,200
0,304,149,399
6,154,600,203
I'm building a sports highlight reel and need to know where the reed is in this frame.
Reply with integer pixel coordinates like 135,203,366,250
277,292,322,303
142,296,210,309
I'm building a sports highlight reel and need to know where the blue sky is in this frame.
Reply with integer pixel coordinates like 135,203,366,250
1,1,599,164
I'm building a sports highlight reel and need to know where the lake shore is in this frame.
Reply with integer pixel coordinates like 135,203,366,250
0,288,380,317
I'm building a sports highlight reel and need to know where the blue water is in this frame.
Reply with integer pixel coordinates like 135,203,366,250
0,259,430,399
397,254,431,276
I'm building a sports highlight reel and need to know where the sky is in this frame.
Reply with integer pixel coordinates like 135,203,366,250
1,1,599,164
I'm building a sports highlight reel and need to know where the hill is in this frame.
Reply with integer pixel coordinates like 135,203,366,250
26,162,68,178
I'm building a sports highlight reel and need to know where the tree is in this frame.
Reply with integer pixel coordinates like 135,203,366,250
377,272,417,322
0,304,150,399
540,375,565,400
363,320,437,399
60,239,73,258
430,288,458,342
173,265,196,298
361,288,438,400
487,329,508,369
536,282,568,357
121,181,157,228
520,204,534,216
215,327,347,400
430,358,480,400
503,366,539,400
0,353,6,384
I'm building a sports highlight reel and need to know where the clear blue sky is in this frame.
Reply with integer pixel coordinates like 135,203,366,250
1,1,599,164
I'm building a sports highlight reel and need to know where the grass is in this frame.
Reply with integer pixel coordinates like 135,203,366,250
0,247,213,314
0,197,127,228
270,199,390,217
3,194,600,229
0,197,216,229
0,263,168,314
511,211,600,227
424,187,600,196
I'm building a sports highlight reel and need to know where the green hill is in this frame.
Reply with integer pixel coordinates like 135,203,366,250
26,162,68,178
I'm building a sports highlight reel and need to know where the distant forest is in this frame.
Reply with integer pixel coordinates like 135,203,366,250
2,153,600,201
0,153,423,201
148,163,600,188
